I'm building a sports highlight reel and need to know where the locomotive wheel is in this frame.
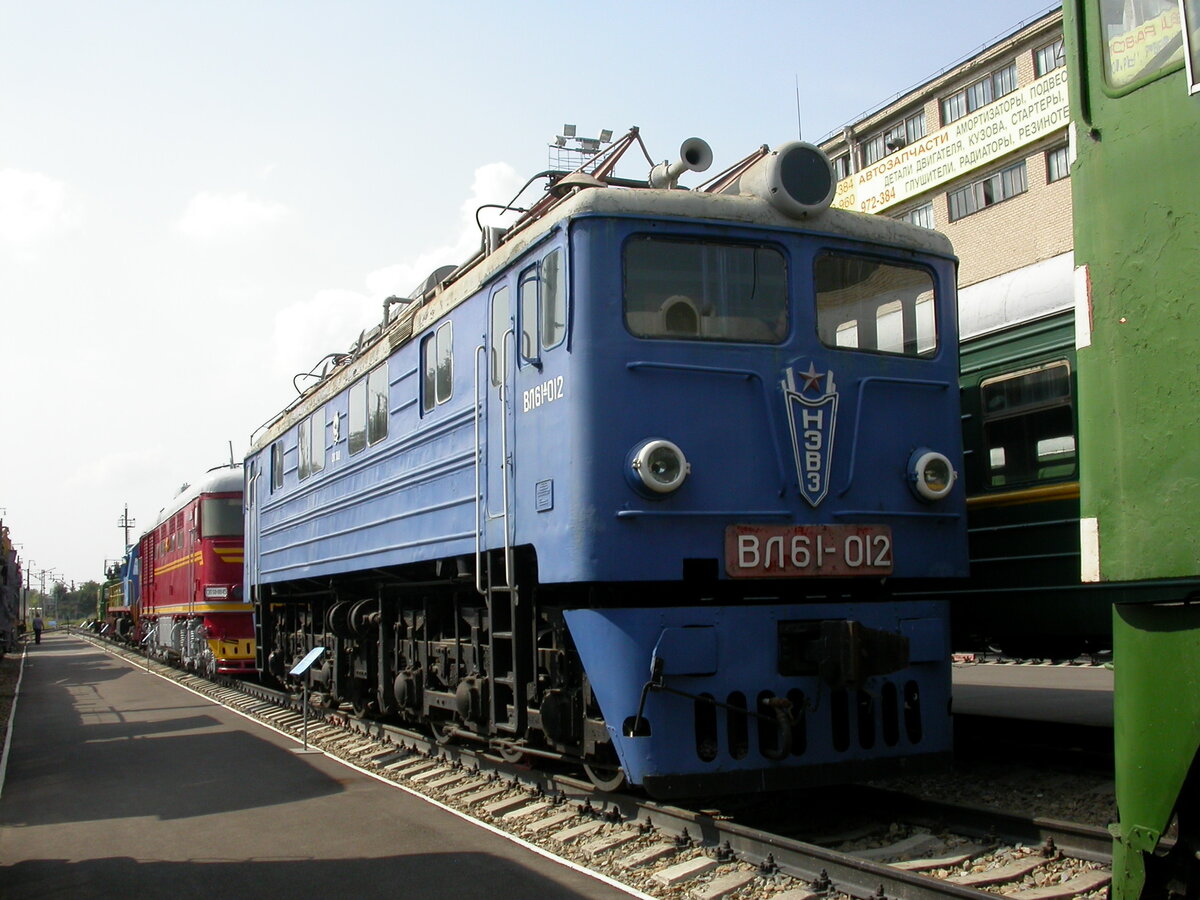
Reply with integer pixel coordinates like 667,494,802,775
497,743,527,764
582,762,626,792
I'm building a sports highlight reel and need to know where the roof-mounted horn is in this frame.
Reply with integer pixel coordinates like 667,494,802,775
727,141,836,217
649,137,713,189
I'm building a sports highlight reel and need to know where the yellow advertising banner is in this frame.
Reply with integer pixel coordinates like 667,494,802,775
832,67,1070,215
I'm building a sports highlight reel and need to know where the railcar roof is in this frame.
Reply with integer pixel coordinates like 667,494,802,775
149,464,243,532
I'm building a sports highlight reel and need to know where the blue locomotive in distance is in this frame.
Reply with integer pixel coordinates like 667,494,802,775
246,128,967,796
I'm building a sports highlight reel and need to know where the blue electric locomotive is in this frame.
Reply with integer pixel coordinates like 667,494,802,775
246,129,967,796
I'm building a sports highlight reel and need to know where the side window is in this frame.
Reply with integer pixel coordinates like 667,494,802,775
980,361,1076,487
519,266,539,365
309,408,325,476
298,417,312,480
422,322,453,412
490,285,510,386
815,253,937,356
348,378,366,455
271,442,284,491
518,248,568,366
349,363,388,455
542,248,566,349
367,364,388,446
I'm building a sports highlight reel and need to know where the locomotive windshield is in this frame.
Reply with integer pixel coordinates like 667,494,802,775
814,253,938,357
201,497,244,538
623,237,787,343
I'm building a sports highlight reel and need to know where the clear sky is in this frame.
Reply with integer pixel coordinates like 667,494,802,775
1,0,1059,592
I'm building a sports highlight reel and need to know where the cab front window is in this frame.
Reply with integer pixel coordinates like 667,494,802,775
815,253,937,356
623,237,788,343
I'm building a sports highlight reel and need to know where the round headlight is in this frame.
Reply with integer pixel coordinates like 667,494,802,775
908,448,957,502
630,439,690,495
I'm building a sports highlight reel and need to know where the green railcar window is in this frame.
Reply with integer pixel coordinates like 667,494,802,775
980,360,1076,487
1099,0,1185,88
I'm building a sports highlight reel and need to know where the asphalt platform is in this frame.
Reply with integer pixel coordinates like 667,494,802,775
0,632,642,900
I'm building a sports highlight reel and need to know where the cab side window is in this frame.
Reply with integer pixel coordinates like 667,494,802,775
519,248,567,365
421,322,453,413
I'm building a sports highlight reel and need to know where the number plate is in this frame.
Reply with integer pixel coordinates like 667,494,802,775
725,524,893,578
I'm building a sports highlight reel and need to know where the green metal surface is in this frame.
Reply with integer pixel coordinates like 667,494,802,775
1065,3,1200,897
1067,1,1200,584
1110,601,1200,900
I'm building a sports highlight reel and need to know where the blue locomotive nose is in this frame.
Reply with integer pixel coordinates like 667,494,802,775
564,602,950,796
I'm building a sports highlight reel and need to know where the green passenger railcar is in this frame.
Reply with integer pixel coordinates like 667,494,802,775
1064,2,1200,897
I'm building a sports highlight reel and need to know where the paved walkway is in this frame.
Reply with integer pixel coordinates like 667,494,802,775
0,632,638,899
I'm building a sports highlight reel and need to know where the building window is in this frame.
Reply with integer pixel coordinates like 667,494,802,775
941,61,1018,124
897,203,934,229
863,133,886,165
1046,145,1071,182
868,110,926,162
832,153,851,180
349,363,389,455
1035,38,1065,76
947,160,1028,221
421,322,453,413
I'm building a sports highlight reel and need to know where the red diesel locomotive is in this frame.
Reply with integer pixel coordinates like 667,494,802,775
137,463,253,676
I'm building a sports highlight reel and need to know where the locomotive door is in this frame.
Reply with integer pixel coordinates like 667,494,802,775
484,283,517,559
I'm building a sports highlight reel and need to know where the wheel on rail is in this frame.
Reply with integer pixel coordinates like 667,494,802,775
582,762,626,792
496,743,527,764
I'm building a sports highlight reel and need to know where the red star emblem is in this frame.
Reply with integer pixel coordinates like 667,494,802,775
799,362,824,392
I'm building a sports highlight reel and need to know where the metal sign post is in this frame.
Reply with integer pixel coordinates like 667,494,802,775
289,647,326,754
141,630,154,674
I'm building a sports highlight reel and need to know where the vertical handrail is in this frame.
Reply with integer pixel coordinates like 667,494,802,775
473,344,486,597
245,465,259,599
499,328,515,591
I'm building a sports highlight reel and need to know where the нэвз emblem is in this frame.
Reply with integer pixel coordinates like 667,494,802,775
783,362,838,507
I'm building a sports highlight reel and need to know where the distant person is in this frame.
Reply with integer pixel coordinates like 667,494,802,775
32,614,44,644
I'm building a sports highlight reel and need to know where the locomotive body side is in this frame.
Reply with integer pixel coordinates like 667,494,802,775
1064,3,1200,897
247,146,968,795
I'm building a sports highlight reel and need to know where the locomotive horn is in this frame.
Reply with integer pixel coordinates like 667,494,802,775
727,141,836,218
649,137,713,189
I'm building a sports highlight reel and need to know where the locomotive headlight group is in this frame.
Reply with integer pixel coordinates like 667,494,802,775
907,448,957,502
628,438,690,495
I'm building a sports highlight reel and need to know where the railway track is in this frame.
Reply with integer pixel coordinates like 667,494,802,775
84,632,1114,900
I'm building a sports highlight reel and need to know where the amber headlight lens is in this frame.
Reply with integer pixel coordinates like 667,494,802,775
908,448,957,502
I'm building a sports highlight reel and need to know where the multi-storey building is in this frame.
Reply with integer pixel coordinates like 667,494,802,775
820,7,1071,340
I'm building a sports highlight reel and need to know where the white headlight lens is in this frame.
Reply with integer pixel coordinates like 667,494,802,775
909,449,957,501
631,439,690,494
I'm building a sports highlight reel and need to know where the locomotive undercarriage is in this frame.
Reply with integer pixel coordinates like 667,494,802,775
258,547,929,792
260,548,624,786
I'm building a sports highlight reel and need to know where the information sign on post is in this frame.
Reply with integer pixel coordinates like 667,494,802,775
290,647,326,754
